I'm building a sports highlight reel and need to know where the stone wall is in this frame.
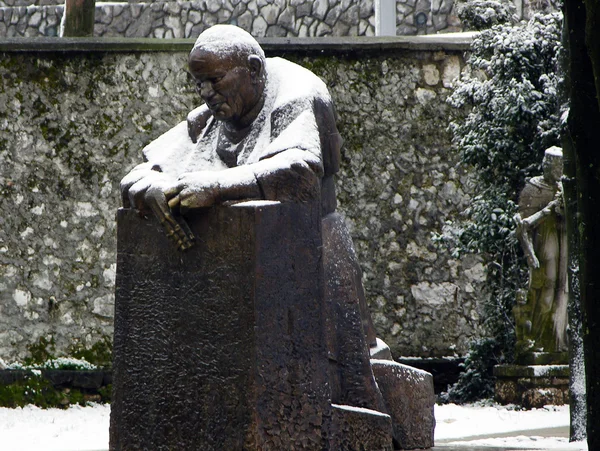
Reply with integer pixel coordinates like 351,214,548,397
0,37,482,362
0,0,462,38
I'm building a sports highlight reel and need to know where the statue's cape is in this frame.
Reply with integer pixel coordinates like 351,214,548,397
141,57,341,179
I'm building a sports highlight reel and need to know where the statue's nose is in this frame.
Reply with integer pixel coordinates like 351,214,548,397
200,82,216,100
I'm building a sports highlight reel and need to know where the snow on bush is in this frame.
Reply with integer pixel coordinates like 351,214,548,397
458,0,517,30
438,13,563,402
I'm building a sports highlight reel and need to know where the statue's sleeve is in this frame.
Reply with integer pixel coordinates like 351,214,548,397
250,97,329,202
141,121,196,176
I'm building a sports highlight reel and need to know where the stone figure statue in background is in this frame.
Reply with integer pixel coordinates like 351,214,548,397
514,146,568,357
117,24,435,449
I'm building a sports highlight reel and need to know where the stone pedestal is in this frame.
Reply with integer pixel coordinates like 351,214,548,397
110,202,331,450
494,364,569,409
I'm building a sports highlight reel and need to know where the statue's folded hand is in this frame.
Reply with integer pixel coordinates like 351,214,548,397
144,181,195,251
165,172,220,214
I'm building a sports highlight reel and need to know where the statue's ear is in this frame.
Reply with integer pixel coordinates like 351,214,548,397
248,55,263,80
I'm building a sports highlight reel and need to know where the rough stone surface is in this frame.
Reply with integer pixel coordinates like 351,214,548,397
494,364,570,408
331,404,393,451
111,203,331,450
371,359,435,449
323,212,384,411
6,0,559,37
0,45,481,361
0,51,196,361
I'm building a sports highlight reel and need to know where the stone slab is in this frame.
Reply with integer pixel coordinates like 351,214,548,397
0,35,474,53
110,202,331,450
371,359,435,449
494,364,570,408
331,404,393,451
494,364,569,378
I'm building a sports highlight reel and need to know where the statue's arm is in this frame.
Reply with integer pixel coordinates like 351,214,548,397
165,148,322,212
515,213,540,269
119,164,195,250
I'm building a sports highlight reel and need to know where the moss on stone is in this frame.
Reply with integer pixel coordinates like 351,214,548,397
25,336,56,366
0,371,108,408
70,337,112,368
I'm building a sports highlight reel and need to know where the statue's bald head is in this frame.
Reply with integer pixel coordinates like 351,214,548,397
191,25,265,65
188,25,267,129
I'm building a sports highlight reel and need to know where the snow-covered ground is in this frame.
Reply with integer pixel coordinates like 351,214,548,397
436,403,587,449
0,402,588,450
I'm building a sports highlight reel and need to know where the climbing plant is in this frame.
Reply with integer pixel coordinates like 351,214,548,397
438,12,563,402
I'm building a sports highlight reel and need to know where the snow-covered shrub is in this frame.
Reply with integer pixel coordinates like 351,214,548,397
439,13,562,402
2,357,97,371
457,0,517,30
443,338,501,402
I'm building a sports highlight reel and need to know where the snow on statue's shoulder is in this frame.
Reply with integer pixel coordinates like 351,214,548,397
266,57,331,109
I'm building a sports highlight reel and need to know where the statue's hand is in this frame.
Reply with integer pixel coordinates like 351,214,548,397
165,172,220,214
145,182,195,251
120,162,153,209
126,170,170,216
527,253,540,269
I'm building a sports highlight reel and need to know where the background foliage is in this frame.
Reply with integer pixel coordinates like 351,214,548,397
440,12,563,402
457,0,517,30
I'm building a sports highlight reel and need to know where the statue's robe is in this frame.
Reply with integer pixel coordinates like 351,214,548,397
134,57,384,411
518,176,568,352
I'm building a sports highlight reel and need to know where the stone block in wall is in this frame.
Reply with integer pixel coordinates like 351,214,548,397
340,4,359,25
124,6,152,37
261,2,281,25
494,364,570,408
252,14,268,35
360,0,374,18
324,4,342,26
296,1,312,18
312,0,329,20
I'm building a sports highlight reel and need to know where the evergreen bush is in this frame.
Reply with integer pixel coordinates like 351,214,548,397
439,13,563,402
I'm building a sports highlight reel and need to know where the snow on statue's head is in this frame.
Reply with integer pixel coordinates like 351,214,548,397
191,25,266,65
542,146,563,184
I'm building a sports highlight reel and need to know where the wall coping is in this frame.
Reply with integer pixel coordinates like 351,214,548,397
0,34,475,54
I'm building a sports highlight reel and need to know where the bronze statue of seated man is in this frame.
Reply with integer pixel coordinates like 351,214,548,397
120,24,384,413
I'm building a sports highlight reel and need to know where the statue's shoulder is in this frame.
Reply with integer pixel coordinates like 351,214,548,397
266,57,331,107
142,120,195,174
265,57,341,177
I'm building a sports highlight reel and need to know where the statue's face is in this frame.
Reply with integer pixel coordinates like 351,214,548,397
542,155,562,184
188,49,263,127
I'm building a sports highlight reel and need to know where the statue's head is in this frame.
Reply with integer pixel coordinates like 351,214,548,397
189,25,266,129
542,146,563,184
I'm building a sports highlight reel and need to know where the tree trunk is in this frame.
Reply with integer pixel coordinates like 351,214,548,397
561,3,586,442
563,0,600,446
61,0,95,37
